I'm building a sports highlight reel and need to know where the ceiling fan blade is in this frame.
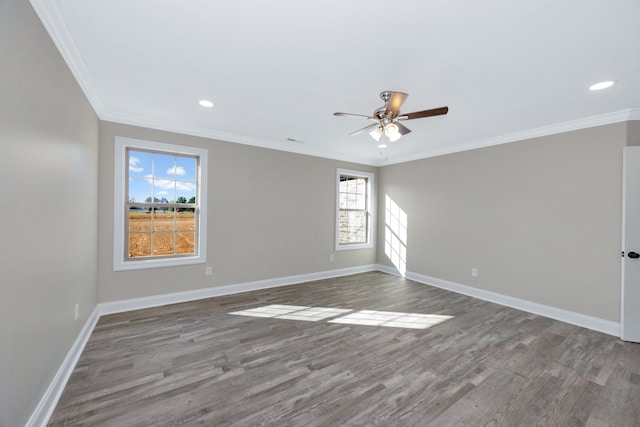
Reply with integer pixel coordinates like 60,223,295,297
396,122,412,135
384,92,408,117
334,112,374,119
400,106,449,120
349,123,379,136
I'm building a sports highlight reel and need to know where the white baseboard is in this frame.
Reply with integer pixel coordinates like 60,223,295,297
26,305,100,427
28,265,378,426
375,264,401,276
99,264,379,315
29,264,621,426
387,267,621,337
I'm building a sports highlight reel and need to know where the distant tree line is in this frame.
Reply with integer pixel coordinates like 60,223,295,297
128,196,196,213
127,196,196,204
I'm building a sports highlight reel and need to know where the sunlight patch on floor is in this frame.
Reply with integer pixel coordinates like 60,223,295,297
329,310,453,329
229,304,352,322
229,304,453,330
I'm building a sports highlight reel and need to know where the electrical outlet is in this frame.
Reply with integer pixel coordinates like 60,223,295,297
329,254,335,262
74,303,79,321
205,266,212,276
471,268,478,278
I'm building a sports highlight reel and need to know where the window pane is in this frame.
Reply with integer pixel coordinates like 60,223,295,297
153,209,175,231
129,208,151,232
356,179,365,194
343,194,351,209
339,176,367,210
176,209,195,231
153,180,175,203
154,232,175,255
155,154,177,179
176,181,196,203
339,192,347,209
339,211,367,244
129,177,152,203
129,232,151,257
339,211,348,243
176,156,197,181
345,193,365,210
176,232,195,254
349,211,367,243
129,150,151,177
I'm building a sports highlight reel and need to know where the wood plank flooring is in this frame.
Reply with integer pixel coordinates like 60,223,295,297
49,272,640,426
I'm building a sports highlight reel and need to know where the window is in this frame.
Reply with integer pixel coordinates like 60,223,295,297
114,137,207,270
336,169,374,250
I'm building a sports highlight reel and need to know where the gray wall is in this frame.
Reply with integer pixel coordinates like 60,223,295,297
378,123,627,322
98,122,377,302
0,1,99,426
1,2,636,423
629,120,640,146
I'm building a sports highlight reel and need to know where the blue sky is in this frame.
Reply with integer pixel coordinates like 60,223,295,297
128,150,197,203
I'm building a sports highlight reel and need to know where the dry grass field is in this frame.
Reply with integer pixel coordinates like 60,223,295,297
128,211,195,257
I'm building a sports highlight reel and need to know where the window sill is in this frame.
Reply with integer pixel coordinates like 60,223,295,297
114,255,205,271
335,242,374,251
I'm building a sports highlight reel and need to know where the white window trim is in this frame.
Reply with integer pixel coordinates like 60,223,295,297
113,136,208,271
335,168,375,251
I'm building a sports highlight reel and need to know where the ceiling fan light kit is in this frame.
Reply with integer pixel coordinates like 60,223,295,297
384,123,401,141
334,90,448,146
369,127,383,142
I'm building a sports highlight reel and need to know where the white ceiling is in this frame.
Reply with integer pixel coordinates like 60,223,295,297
31,0,640,166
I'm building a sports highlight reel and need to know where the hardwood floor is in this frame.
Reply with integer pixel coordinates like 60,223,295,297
49,272,640,426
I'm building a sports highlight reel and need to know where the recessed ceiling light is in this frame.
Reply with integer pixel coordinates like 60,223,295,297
378,143,387,148
589,81,615,91
198,99,214,107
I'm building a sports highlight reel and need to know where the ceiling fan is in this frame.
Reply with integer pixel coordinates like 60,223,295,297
334,91,448,146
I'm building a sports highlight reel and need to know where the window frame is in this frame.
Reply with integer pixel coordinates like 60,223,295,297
335,168,375,251
114,137,208,271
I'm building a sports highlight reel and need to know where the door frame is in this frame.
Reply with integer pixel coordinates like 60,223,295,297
621,146,640,342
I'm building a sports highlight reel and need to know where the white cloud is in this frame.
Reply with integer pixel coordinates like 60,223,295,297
157,190,169,196
167,166,186,176
129,156,144,173
144,174,196,192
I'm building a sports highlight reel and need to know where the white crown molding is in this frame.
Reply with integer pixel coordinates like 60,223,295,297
627,108,640,121
381,108,640,166
101,109,380,167
105,107,640,169
29,0,107,116
26,305,100,427
28,0,639,168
